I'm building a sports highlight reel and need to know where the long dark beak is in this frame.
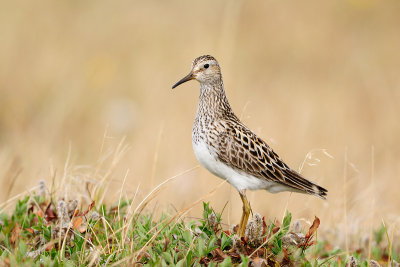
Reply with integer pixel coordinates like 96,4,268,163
172,72,195,89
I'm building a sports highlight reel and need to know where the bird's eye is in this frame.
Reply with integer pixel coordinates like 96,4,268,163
204,64,209,69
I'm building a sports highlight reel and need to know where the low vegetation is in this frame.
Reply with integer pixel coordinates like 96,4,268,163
0,185,398,266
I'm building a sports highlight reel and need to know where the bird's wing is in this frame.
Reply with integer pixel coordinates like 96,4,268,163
215,120,327,198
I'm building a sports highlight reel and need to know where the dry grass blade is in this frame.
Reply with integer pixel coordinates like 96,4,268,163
134,166,199,214
110,180,226,267
0,186,39,210
2,158,22,202
93,137,130,204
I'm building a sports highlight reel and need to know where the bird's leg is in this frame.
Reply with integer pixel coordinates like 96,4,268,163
237,190,251,237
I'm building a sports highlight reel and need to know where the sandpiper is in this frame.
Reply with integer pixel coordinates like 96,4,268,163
172,55,327,237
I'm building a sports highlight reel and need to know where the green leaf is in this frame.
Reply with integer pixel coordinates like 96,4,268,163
374,224,385,245
240,255,249,266
162,252,173,265
220,232,232,250
220,257,232,267
328,248,341,256
17,241,27,259
372,246,381,260
202,202,211,220
271,238,282,255
182,230,192,245
281,211,292,234
175,258,185,267
186,250,193,266
206,236,218,254
197,238,206,257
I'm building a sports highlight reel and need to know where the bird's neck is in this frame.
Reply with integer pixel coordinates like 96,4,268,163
196,79,232,119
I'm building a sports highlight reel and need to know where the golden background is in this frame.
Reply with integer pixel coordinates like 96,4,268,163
1,0,399,247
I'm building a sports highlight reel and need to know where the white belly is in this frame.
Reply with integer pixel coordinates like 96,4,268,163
192,140,287,192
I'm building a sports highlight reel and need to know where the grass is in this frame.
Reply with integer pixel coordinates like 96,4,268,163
0,186,398,266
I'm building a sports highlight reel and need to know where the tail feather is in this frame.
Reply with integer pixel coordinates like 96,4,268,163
281,169,327,199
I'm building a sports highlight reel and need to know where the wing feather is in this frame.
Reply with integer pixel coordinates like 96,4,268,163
215,119,327,198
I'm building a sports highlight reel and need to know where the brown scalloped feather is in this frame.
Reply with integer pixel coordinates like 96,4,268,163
216,117,327,199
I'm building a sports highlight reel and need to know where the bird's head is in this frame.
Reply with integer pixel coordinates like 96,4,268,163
172,55,221,89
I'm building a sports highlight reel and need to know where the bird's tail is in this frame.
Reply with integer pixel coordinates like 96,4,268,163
282,169,327,199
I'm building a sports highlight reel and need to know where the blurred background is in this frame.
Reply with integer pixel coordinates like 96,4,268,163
1,0,400,247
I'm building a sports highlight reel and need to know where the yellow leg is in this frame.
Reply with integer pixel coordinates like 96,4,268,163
237,190,251,237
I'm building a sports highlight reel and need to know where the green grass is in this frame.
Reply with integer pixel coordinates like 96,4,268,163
0,192,398,266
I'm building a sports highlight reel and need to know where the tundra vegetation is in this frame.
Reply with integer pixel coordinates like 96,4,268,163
0,180,398,266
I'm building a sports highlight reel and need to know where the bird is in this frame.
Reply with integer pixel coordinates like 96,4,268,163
172,55,327,237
